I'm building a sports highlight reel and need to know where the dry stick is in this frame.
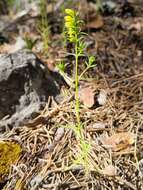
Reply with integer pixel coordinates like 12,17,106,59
99,72,117,116
115,176,137,190
26,94,74,128
112,73,143,85
54,0,64,11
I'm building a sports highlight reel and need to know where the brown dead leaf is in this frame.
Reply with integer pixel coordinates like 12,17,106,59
129,22,142,32
101,132,135,152
102,164,117,176
97,90,107,106
79,86,95,108
44,59,55,71
128,18,143,32
86,15,104,29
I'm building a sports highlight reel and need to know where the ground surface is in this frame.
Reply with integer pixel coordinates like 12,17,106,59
0,1,143,189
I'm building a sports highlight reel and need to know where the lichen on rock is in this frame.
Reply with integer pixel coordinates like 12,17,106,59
0,141,22,183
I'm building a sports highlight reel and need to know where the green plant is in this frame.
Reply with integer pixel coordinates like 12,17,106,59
7,0,17,8
7,0,20,13
37,0,50,54
57,61,66,73
24,35,37,50
64,9,84,123
64,9,96,171
79,56,96,80
96,0,103,13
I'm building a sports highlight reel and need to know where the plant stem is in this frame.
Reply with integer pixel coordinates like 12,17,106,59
75,38,80,126
79,66,90,80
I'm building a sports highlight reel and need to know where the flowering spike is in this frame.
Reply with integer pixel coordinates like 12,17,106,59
64,9,81,43
65,9,75,17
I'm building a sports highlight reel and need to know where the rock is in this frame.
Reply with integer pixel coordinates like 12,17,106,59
0,50,59,129
0,0,8,15
0,34,9,44
102,1,117,15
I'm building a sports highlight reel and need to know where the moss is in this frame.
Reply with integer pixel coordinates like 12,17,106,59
0,141,22,182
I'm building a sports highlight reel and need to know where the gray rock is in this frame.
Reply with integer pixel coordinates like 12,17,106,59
0,0,8,15
0,50,59,129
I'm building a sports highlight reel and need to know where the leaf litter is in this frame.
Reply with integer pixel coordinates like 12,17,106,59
1,0,143,190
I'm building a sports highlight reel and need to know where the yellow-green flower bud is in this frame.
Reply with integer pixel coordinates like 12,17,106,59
65,9,75,17
64,16,73,22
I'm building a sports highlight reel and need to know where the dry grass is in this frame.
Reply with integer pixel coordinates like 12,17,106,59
2,62,143,189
